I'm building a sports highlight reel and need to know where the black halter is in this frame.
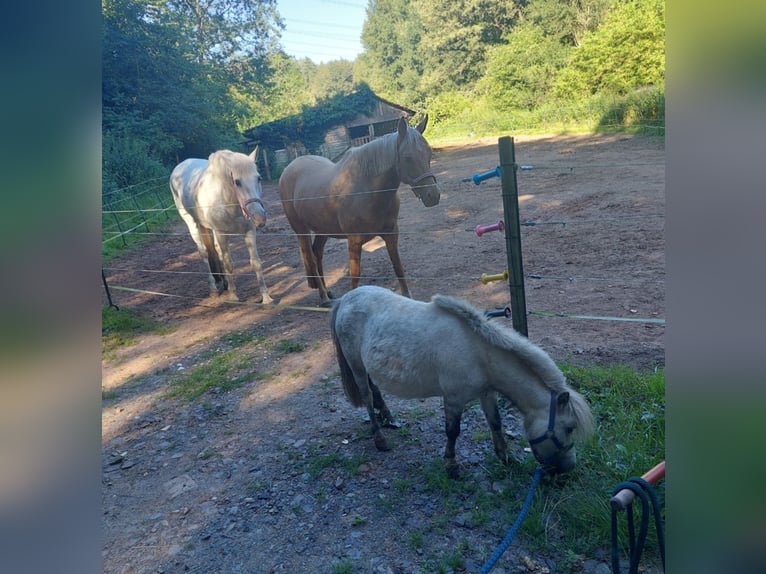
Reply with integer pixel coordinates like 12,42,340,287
528,390,573,468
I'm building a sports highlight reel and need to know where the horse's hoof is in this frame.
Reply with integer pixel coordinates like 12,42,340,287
260,295,275,305
319,299,332,308
374,434,390,452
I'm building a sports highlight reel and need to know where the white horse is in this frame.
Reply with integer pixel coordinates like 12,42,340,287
330,286,593,477
170,148,273,303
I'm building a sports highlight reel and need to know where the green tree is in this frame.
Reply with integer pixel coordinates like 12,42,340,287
524,0,613,46
152,0,281,65
310,60,357,100
415,0,522,92
102,0,284,188
359,0,425,106
553,0,665,98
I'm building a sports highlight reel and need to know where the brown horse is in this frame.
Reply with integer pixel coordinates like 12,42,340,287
278,115,440,305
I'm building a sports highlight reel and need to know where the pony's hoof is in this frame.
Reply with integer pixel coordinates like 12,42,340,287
445,461,461,480
260,295,275,305
319,299,332,308
380,415,401,429
374,435,390,452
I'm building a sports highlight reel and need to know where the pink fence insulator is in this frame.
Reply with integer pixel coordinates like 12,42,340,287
475,220,505,237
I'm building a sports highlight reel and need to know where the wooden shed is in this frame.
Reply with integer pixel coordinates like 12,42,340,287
242,86,416,180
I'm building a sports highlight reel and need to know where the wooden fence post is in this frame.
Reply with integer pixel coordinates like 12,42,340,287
498,136,528,337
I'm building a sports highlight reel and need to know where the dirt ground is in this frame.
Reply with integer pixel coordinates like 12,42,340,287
102,134,665,573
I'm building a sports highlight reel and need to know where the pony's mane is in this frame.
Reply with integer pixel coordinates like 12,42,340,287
431,294,565,391
344,127,426,179
431,294,595,439
566,388,594,439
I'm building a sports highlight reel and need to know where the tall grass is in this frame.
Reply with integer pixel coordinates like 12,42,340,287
427,88,665,143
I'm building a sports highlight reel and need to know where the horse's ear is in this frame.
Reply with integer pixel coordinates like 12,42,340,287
249,146,259,162
415,114,428,134
557,391,570,408
397,116,408,140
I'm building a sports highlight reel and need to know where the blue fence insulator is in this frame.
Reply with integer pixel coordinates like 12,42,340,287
471,166,502,185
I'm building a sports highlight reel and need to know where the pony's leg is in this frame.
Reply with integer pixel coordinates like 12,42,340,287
369,378,398,427
244,229,273,304
347,236,364,290
311,234,333,299
296,232,331,305
382,232,411,298
357,376,390,451
443,401,464,479
214,232,239,301
480,392,509,464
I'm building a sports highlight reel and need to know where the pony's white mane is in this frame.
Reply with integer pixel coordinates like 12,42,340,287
345,127,426,179
431,294,565,391
432,294,594,438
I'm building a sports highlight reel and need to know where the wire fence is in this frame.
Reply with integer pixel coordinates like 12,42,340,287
102,178,177,249
101,145,665,326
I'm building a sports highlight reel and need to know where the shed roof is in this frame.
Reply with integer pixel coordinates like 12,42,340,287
242,85,415,150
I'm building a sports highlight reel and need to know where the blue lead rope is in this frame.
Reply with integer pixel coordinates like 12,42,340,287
479,467,545,574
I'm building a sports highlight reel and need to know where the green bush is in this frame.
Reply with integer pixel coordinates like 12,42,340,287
426,91,474,124
479,24,569,111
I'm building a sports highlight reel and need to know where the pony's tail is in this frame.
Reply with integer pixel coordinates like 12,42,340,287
330,300,365,407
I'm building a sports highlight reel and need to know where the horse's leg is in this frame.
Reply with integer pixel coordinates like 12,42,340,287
382,230,411,298
177,210,220,295
214,232,239,301
480,391,509,464
202,228,227,293
443,400,464,479
347,236,364,290
311,234,333,299
296,232,331,305
244,228,273,304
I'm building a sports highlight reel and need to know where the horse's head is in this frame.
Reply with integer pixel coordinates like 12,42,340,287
219,147,267,227
396,115,441,207
524,389,594,474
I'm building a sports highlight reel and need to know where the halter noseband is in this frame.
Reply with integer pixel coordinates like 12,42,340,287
237,195,265,220
408,170,436,186
528,390,573,468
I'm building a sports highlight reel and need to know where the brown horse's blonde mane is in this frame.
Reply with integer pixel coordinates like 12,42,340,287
431,294,594,438
342,127,426,180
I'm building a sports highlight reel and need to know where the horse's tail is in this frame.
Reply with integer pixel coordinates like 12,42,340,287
330,300,365,407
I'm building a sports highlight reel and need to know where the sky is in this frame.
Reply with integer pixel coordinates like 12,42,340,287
276,0,367,64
